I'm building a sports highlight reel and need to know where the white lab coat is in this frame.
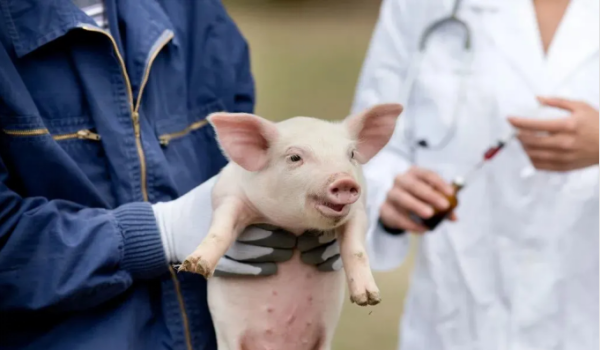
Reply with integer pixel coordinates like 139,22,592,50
353,0,599,349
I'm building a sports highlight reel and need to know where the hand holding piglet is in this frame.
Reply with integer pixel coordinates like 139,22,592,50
152,162,342,277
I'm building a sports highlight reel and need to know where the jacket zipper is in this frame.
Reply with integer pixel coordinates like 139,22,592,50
80,25,173,202
168,266,194,350
3,128,49,136
134,30,175,201
3,128,101,141
53,129,101,141
159,120,208,146
79,25,193,350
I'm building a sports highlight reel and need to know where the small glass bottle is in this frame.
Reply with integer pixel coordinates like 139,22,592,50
411,176,465,231
379,177,465,235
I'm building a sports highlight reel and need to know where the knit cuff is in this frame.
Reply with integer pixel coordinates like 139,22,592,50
113,202,168,279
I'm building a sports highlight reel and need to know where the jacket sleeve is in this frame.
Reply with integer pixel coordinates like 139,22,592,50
352,0,419,271
0,154,167,313
0,37,167,313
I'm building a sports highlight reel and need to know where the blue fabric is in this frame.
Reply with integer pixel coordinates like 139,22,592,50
0,0,254,349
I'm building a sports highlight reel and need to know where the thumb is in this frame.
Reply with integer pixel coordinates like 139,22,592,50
537,96,580,112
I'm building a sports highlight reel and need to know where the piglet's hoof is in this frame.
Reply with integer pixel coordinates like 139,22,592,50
350,290,381,306
178,256,213,278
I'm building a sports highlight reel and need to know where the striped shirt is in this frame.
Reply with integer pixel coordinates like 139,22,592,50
73,0,109,31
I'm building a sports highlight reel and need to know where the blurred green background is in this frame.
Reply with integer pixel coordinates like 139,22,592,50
222,1,417,349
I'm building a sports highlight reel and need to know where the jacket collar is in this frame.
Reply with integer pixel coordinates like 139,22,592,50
1,0,97,57
1,0,177,59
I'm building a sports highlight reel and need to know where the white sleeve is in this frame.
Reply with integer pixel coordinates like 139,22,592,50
351,0,416,271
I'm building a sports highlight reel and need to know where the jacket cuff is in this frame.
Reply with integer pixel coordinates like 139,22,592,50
113,202,168,279
378,218,407,236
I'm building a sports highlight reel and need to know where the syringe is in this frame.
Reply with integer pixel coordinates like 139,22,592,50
460,132,517,185
407,132,516,232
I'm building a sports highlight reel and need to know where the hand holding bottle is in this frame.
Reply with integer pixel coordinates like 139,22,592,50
380,166,457,234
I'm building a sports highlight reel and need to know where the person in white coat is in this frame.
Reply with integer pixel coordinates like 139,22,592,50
353,0,599,349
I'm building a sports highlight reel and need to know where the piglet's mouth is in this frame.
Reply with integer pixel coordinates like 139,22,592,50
311,196,350,218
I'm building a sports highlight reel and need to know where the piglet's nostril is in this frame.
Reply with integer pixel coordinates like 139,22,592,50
327,178,361,205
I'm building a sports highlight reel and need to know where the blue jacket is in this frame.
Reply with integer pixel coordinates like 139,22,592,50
0,1,254,349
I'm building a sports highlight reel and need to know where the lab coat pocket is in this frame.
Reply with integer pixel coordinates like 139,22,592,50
410,65,496,167
562,166,599,199
409,70,462,144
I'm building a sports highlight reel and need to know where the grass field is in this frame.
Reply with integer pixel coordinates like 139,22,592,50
222,2,417,349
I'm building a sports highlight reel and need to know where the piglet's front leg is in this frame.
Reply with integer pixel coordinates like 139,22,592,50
179,198,252,278
338,204,381,306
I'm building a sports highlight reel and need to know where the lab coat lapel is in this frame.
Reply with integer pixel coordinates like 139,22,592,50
477,0,545,93
545,0,599,92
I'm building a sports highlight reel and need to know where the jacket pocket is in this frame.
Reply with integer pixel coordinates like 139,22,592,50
154,100,228,195
2,123,115,207
158,120,208,147
3,128,101,142
155,100,224,147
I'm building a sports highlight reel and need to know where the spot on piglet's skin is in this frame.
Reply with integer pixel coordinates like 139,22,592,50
286,314,296,325
353,251,365,262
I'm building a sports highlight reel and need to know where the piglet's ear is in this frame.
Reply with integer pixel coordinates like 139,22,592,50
208,112,279,172
345,103,403,164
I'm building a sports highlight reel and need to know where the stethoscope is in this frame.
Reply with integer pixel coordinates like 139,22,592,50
400,0,474,162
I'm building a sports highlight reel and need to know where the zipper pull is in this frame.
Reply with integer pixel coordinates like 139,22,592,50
132,111,141,137
159,136,170,147
77,130,101,141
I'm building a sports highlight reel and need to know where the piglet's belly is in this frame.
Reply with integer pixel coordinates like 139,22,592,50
207,251,345,350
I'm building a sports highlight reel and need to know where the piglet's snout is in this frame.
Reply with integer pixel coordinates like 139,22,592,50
327,177,360,205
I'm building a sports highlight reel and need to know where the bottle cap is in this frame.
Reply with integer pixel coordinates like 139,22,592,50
452,176,466,189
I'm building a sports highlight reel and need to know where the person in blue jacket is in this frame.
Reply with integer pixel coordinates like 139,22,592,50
0,1,341,349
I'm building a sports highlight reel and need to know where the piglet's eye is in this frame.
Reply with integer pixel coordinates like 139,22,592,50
289,154,302,162
350,150,356,159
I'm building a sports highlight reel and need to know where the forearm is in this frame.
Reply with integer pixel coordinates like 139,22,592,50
363,149,412,271
0,193,166,313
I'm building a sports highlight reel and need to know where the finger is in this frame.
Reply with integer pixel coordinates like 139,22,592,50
517,131,571,151
391,189,436,218
524,148,571,165
300,240,340,265
380,203,427,234
224,242,294,263
237,225,297,249
317,255,343,272
392,181,448,214
537,96,583,112
410,168,454,196
524,147,572,171
213,258,277,277
297,230,336,252
530,161,568,171
448,212,458,221
508,116,574,134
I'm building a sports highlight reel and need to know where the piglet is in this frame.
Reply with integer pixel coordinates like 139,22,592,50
179,103,402,350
